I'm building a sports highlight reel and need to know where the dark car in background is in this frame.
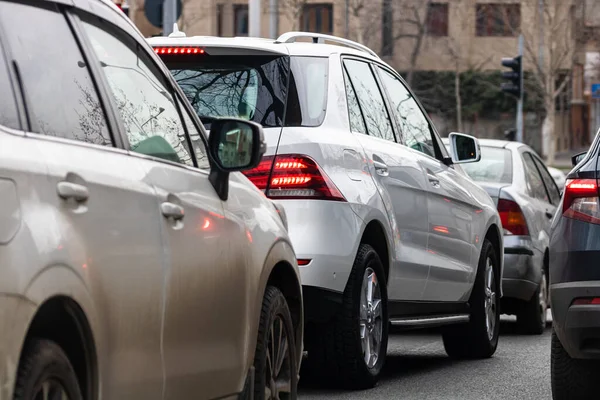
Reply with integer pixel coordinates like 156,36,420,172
550,131,600,399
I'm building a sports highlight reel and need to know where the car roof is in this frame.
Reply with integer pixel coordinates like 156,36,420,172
442,137,527,151
146,30,381,60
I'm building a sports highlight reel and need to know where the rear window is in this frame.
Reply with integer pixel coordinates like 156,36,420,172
460,146,513,184
159,52,328,128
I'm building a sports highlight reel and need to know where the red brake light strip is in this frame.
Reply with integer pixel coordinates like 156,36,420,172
153,47,205,55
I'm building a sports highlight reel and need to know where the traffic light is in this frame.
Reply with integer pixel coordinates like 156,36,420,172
500,56,522,98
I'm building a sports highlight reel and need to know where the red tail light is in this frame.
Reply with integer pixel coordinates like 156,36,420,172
153,47,205,55
562,178,600,224
497,199,529,236
242,154,346,201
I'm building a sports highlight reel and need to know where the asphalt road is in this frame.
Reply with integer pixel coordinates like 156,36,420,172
299,313,552,400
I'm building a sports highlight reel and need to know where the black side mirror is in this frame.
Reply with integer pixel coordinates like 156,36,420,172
208,118,266,201
571,151,587,167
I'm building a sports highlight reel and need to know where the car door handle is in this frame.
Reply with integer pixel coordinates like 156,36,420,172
546,211,554,219
57,181,89,202
373,160,389,177
161,202,185,220
427,174,440,188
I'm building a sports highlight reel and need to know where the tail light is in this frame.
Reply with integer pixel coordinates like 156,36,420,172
497,199,529,236
562,178,600,225
242,154,346,201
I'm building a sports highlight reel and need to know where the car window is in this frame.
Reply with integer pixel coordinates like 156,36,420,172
531,154,561,205
522,153,549,203
376,66,435,158
176,94,210,169
0,42,19,130
81,19,193,166
342,59,394,142
342,68,367,134
460,146,513,184
0,1,110,144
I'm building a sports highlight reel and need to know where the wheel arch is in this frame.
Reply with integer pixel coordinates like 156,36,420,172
359,218,391,284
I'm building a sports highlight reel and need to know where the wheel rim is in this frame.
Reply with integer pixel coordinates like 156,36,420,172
34,379,69,400
359,267,383,369
539,272,548,326
264,315,293,400
484,257,497,341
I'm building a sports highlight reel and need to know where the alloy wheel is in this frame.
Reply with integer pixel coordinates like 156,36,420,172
34,380,69,400
359,267,383,369
484,257,497,341
264,315,293,400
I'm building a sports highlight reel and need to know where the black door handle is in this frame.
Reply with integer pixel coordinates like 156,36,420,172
545,211,553,219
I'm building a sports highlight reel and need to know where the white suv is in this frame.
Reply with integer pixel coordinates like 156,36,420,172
150,30,504,389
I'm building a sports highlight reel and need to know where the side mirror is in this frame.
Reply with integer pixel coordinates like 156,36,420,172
571,151,587,167
448,132,481,164
208,118,266,201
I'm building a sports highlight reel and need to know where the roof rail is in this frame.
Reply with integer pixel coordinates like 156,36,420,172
275,31,379,59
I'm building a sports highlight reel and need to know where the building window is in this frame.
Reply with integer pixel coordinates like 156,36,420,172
426,3,449,36
382,0,393,55
234,5,248,36
476,4,520,37
300,4,333,35
216,4,223,36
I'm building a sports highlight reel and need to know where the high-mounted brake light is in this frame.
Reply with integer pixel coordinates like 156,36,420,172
562,178,600,225
153,47,205,55
497,199,529,236
242,154,346,201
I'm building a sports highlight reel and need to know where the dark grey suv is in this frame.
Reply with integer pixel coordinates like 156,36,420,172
550,129,600,399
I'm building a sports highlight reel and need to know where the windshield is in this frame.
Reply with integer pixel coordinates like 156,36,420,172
159,53,328,128
459,146,513,184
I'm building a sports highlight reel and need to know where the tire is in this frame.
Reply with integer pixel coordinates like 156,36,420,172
517,269,547,335
253,285,298,400
13,338,82,400
303,244,388,390
442,239,499,359
551,329,600,399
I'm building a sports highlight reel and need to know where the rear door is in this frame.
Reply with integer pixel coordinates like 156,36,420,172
342,57,430,301
0,3,166,398
521,150,553,251
81,18,245,399
374,65,477,302
529,152,561,236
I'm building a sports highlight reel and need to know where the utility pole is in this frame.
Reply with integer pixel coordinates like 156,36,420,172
269,0,278,38
538,0,544,69
162,0,177,35
345,0,349,38
249,0,261,37
517,33,524,143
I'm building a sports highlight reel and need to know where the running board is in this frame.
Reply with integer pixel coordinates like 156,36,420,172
390,314,469,328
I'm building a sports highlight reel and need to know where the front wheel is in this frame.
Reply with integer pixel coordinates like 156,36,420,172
443,239,500,359
253,286,298,400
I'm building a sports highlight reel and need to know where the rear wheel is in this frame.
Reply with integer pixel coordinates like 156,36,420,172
443,239,499,358
551,329,600,399
303,244,388,389
253,286,298,400
517,270,547,335
13,338,82,400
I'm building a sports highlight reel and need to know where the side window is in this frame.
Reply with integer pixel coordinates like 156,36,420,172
0,2,110,144
343,60,395,142
80,19,193,166
342,68,367,134
532,155,561,205
0,43,20,130
176,95,210,169
377,66,435,158
522,153,549,202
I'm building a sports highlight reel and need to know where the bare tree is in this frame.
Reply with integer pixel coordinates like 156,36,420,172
516,0,577,164
277,0,307,31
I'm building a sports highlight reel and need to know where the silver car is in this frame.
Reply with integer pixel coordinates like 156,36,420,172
151,30,504,389
0,1,302,399
443,138,559,334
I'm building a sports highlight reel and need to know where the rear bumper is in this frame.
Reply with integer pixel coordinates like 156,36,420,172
0,294,37,400
279,200,364,294
501,237,543,302
551,281,600,359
